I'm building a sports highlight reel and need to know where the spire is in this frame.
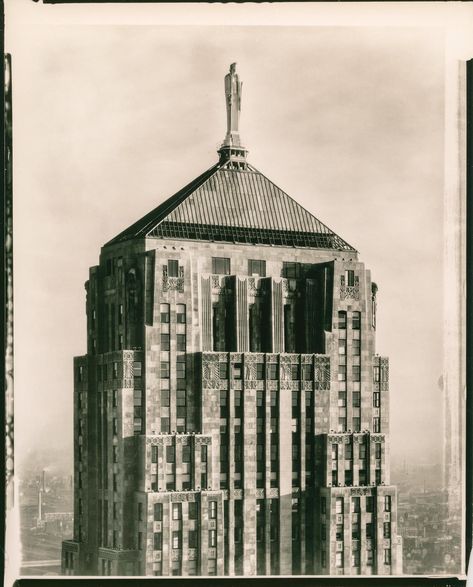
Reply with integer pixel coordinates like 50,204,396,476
218,63,248,166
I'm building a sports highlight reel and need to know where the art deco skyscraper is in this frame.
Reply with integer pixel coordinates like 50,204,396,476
62,64,402,577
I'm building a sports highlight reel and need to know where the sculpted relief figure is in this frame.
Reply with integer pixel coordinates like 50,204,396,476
224,63,242,145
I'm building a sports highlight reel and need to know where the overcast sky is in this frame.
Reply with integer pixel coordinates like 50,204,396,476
7,3,467,474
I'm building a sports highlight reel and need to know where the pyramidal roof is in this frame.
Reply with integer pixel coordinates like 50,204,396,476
107,65,355,253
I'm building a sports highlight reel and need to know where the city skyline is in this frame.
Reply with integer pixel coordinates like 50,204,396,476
10,23,446,474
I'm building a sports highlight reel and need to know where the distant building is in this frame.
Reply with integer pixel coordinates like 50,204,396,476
62,64,401,576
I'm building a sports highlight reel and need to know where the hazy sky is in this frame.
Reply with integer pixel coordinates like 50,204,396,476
7,4,457,471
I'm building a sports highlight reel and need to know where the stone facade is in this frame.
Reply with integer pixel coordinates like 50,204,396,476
62,238,401,576
61,64,401,577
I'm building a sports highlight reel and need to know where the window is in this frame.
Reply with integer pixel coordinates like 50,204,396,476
160,333,170,351
188,530,198,549
209,501,217,519
176,358,186,379
112,390,117,408
352,520,360,540
321,550,327,568
352,311,361,330
373,392,380,407
166,446,175,463
359,443,367,459
177,334,186,351
248,259,266,277
168,260,179,277
172,531,181,549
133,361,142,378
233,363,242,380
154,503,162,521
345,270,355,287
352,497,360,513
188,502,198,519
160,303,170,324
338,365,346,381
338,311,347,329
182,446,191,463
113,446,118,463
112,418,118,435
290,364,299,380
208,529,217,547
176,304,186,324
352,551,360,567
367,550,374,566
373,417,381,433
338,338,346,355
160,361,170,379
201,445,208,463
384,495,392,512
375,443,382,460
219,362,228,379
345,443,353,460
366,522,374,539
302,364,313,380
335,497,344,514
353,391,361,407
282,261,300,279
338,391,347,407
256,363,265,380
335,552,343,568
137,532,143,550
267,364,278,380
172,503,181,520
366,496,374,513
153,532,162,550
384,549,391,565
373,366,380,382
161,417,170,433
161,389,170,407
352,365,361,381
353,338,361,356
353,417,361,432
212,257,230,275
383,522,391,539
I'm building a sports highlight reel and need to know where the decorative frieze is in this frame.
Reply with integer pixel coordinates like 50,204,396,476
340,274,360,301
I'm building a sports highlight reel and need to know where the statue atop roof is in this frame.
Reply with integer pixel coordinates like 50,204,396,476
223,63,242,147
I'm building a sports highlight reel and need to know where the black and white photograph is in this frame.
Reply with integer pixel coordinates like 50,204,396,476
4,1,472,582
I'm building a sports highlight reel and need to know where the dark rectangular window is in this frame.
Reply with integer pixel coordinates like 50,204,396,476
302,364,313,380
338,311,347,329
353,391,361,407
383,522,391,539
267,364,278,380
233,363,242,380
366,496,374,513
352,365,361,381
161,417,170,433
160,303,170,324
375,443,382,459
161,389,170,407
188,502,198,519
172,531,181,549
166,446,175,463
353,417,361,432
176,334,186,351
336,523,343,541
353,338,361,356
384,495,391,512
160,361,170,379
352,497,360,513
219,362,228,379
168,260,179,277
188,530,198,549
248,259,266,277
153,532,162,550
160,333,170,351
352,311,361,330
384,549,391,565
209,529,217,547
176,358,186,379
345,270,355,287
373,417,381,433
172,503,182,520
291,364,299,380
176,304,186,324
212,257,230,275
201,445,208,463
154,503,162,521
373,392,380,407
256,363,265,380
182,445,191,463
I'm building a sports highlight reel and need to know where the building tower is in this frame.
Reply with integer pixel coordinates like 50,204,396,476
62,64,401,577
